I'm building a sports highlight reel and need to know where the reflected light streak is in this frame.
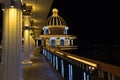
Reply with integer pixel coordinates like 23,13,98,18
24,30,30,41
9,8,17,21
67,55,97,67
55,51,64,55
22,61,32,64
50,49,54,52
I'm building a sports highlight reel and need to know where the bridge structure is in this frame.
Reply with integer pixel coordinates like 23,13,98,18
0,0,120,80
43,47,120,80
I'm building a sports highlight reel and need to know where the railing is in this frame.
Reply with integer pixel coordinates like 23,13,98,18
42,47,120,80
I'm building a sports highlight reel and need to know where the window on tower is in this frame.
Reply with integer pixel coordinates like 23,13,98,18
60,39,64,46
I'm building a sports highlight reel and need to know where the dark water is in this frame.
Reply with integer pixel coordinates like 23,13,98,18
63,45,120,67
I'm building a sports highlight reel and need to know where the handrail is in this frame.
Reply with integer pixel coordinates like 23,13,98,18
44,47,120,78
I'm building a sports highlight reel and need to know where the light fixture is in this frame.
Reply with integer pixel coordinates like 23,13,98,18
67,55,97,67
22,3,32,15
10,0,15,8
1,2,5,11
22,3,26,12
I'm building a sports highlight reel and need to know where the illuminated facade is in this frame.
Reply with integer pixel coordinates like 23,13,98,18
1,0,53,80
39,8,77,49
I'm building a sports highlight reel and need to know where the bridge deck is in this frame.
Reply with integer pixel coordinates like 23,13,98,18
22,54,64,80
0,54,64,80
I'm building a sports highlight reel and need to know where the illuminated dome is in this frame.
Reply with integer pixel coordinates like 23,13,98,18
46,8,67,26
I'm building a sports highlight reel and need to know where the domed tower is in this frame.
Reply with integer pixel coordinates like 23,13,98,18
43,8,69,35
40,8,77,50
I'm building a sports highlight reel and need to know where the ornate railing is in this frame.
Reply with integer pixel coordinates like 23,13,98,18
42,47,120,80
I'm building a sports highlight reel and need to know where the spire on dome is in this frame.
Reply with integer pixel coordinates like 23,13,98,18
52,8,58,16
46,8,67,26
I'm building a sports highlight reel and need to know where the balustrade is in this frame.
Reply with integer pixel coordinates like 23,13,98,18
43,47,120,80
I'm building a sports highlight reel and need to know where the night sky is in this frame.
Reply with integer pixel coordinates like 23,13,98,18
49,0,120,46
49,0,120,66
0,1,120,45
0,0,120,65
48,0,120,66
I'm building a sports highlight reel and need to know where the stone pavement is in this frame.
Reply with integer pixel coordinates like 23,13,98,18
22,54,64,80
0,64,2,80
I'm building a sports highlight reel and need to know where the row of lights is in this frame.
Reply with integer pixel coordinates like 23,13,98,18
1,1,35,38
47,47,97,68
1,1,32,12
1,0,15,11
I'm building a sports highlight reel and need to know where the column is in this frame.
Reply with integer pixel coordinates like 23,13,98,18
2,0,22,80
41,39,43,46
57,38,60,46
35,40,38,47
67,38,70,46
32,36,35,53
42,39,45,46
22,15,32,65
46,38,49,46
71,39,73,46
30,35,34,57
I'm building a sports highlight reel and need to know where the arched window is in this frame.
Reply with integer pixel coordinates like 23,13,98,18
43,27,49,34
51,39,56,47
60,39,64,46
45,29,49,34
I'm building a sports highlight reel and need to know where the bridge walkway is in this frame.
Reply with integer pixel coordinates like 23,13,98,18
22,53,64,80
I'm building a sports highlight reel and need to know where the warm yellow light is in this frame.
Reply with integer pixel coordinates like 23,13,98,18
9,8,16,17
2,8,5,11
67,55,97,67
23,9,26,12
24,30,30,45
22,61,32,64
7,8,17,31
10,6,14,8
55,51,64,55
23,16,31,26
52,8,58,13
52,8,58,16
50,49,54,52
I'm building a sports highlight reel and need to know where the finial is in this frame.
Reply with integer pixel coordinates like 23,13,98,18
52,8,58,16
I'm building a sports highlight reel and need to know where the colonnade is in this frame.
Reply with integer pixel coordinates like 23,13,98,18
2,1,22,80
1,0,37,80
40,38,74,47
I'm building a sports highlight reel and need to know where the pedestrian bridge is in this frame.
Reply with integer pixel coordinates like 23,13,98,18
1,47,120,80
41,47,120,80
0,0,120,80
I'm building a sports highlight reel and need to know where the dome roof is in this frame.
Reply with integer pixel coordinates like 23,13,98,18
46,8,67,26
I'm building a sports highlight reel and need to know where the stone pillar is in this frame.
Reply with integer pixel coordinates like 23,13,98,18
30,35,34,56
42,39,44,46
31,37,35,52
41,39,43,46
35,40,38,47
71,39,73,46
42,39,45,47
65,38,67,46
22,15,32,64
46,38,50,47
57,38,60,46
67,38,70,46
2,0,22,80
